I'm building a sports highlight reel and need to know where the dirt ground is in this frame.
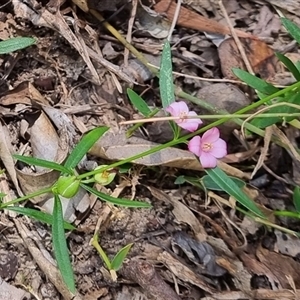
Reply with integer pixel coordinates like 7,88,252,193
1,0,300,299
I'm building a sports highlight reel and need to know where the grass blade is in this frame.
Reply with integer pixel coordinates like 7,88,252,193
64,127,109,169
276,52,300,81
205,167,265,218
5,206,75,230
52,195,76,292
281,18,300,45
14,154,72,174
232,68,279,95
293,186,300,213
81,184,151,208
0,37,35,54
159,40,175,108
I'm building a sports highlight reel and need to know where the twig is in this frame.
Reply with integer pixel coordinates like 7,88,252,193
167,0,182,41
218,0,254,75
124,0,138,66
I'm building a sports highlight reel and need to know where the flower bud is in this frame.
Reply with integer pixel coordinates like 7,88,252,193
55,175,80,198
94,165,116,186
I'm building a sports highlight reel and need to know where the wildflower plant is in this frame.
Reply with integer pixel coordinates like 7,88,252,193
1,16,300,296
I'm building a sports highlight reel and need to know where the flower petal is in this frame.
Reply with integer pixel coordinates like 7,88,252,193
211,138,227,158
165,105,175,115
188,136,202,156
187,111,203,124
200,152,218,168
202,127,220,143
178,121,198,132
166,101,189,117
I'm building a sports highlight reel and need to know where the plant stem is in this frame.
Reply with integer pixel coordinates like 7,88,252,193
1,186,53,207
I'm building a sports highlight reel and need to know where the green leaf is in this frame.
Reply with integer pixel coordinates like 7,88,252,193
232,68,279,95
174,175,203,189
111,243,133,271
276,52,300,81
295,61,300,73
281,18,300,45
159,41,175,108
127,89,152,116
202,175,246,191
4,206,75,230
293,186,300,213
118,163,132,174
205,167,265,218
251,92,300,128
13,154,72,174
174,175,186,184
81,184,151,208
52,195,76,293
64,126,109,169
0,37,36,54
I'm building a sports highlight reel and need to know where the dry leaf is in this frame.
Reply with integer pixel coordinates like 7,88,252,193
218,38,278,80
157,251,216,294
146,186,207,240
89,129,204,171
154,0,255,38
16,111,69,203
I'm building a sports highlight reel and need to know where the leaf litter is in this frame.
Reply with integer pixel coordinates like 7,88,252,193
0,0,300,299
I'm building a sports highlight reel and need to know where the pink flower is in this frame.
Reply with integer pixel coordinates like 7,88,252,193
188,127,227,168
165,101,202,132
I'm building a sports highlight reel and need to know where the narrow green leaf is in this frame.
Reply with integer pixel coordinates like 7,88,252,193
281,18,300,45
5,206,75,230
251,92,300,128
276,52,300,81
232,68,279,95
293,186,300,213
205,167,265,218
0,37,35,54
52,195,76,293
111,243,133,271
295,61,300,73
81,184,151,208
64,127,109,169
13,154,72,174
159,41,175,108
202,175,245,191
127,89,152,116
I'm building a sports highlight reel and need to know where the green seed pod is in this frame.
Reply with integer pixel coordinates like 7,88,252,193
55,175,80,198
94,165,116,186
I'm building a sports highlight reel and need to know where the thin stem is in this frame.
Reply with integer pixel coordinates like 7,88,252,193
91,233,112,270
119,113,300,125
1,186,53,208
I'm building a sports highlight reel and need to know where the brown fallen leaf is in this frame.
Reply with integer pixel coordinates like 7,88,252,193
146,185,207,240
240,252,283,290
154,0,256,38
121,258,181,300
218,37,278,80
16,111,68,203
256,245,300,288
157,251,216,294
